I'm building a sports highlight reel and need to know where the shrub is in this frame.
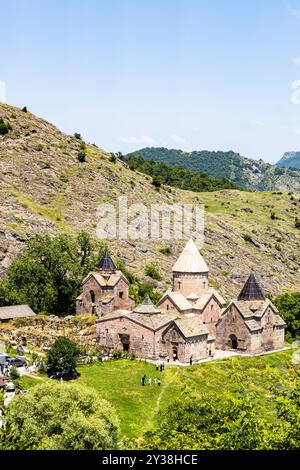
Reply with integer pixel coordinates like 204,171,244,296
109,154,117,163
295,218,300,229
242,233,253,243
10,365,20,381
0,118,11,135
74,132,82,140
158,246,172,255
22,106,28,113
77,150,86,162
145,263,161,281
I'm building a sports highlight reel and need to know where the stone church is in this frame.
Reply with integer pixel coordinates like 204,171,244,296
76,240,286,363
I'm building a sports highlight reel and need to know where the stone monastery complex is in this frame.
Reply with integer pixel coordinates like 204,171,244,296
76,240,286,363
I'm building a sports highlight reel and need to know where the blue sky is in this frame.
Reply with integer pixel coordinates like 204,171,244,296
1,0,300,162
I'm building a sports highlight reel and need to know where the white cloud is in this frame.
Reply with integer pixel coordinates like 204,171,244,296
293,56,300,66
169,133,186,144
295,128,300,136
140,135,156,145
255,120,265,127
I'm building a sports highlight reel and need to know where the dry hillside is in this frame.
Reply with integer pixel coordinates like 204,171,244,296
0,103,299,300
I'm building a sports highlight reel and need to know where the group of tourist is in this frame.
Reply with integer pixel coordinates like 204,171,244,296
141,374,161,386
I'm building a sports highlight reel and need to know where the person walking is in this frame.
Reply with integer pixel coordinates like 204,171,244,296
158,378,161,387
148,377,152,386
190,356,193,366
159,364,163,372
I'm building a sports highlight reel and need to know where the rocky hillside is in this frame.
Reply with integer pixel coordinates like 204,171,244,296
0,103,299,301
127,148,300,193
277,152,300,170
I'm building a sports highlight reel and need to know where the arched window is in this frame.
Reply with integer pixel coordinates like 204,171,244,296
90,290,95,303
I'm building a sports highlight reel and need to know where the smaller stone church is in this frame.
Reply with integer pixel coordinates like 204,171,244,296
76,240,286,363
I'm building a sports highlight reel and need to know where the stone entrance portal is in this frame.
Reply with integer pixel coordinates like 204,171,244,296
230,334,238,350
120,334,130,352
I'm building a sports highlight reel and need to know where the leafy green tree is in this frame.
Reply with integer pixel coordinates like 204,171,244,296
47,336,81,378
129,391,273,450
0,382,119,450
0,232,106,315
274,292,300,342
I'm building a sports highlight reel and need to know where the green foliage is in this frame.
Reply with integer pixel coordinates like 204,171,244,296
274,292,300,342
125,147,300,192
158,246,172,255
0,117,12,135
130,391,273,450
0,382,119,450
22,106,28,113
242,233,253,243
145,263,161,281
109,153,117,163
0,232,106,315
46,336,81,378
122,154,238,193
9,365,20,381
77,149,86,162
295,217,300,229
74,132,82,140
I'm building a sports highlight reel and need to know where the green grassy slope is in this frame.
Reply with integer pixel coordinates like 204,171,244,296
19,350,294,440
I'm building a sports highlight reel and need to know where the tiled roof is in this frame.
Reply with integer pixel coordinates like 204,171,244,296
174,316,208,338
172,239,209,273
98,252,116,270
97,309,176,331
238,274,266,301
82,270,128,288
274,315,286,327
0,305,36,321
133,296,161,314
245,319,262,332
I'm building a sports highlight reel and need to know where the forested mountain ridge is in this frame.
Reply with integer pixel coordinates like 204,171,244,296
127,147,300,193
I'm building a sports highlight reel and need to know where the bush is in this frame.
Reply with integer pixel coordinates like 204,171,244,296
77,150,86,162
145,263,161,281
10,366,20,381
74,132,82,140
0,118,11,135
109,154,117,163
158,246,172,255
242,233,253,243
22,106,28,113
295,218,300,229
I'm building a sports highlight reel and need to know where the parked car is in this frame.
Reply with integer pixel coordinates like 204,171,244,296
0,353,9,364
7,357,25,367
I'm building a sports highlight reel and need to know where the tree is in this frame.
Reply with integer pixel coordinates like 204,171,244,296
46,336,81,379
0,382,120,450
0,232,106,315
274,292,300,342
129,391,273,450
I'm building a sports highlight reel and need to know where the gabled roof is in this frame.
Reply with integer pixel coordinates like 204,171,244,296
98,252,116,271
158,290,193,311
97,309,176,331
0,305,36,321
174,316,208,338
238,274,266,301
82,270,129,288
172,239,209,274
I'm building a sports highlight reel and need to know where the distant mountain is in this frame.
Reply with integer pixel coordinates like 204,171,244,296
276,152,300,170
126,148,300,193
